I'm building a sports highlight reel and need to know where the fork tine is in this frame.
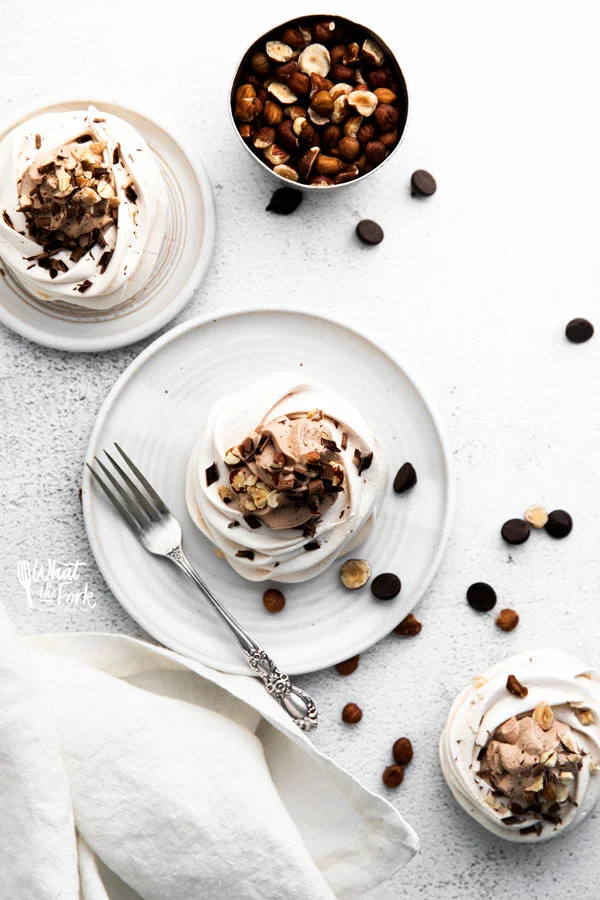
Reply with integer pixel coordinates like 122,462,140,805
103,449,159,520
114,443,170,514
87,462,142,533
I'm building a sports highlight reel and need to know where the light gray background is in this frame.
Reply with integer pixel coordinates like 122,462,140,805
1,1,599,896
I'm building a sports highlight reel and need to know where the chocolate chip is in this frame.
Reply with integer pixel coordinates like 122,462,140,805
266,188,303,215
371,572,401,600
335,655,360,675
263,588,285,613
356,219,384,245
501,518,531,545
125,184,138,204
35,134,41,149
205,462,219,487
411,169,437,196
244,514,262,529
77,280,93,293
466,582,497,612
236,549,255,560
565,318,594,344
304,540,320,551
382,765,404,788
393,462,417,493
544,509,573,539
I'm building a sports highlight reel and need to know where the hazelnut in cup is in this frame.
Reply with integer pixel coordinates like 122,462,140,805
230,15,408,190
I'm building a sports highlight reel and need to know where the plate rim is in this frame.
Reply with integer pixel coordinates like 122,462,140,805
0,96,217,353
82,305,456,674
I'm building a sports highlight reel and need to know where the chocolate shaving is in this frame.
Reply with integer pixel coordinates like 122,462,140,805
76,134,92,143
244,514,262,530
77,280,93,293
125,184,138,204
341,432,348,450
205,462,219,487
235,549,255,560
113,144,121,165
321,437,340,452
519,823,543,836
35,134,41,149
308,479,324,495
304,540,320,551
54,259,69,273
2,211,14,230
303,520,318,538
501,815,524,826
227,521,240,528
98,250,114,274
354,449,373,475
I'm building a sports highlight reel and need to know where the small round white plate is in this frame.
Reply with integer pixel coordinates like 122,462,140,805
83,308,454,675
0,99,215,352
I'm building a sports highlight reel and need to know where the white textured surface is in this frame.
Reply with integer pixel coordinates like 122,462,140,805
1,1,600,896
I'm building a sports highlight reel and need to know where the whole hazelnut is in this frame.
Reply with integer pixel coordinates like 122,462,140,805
334,164,359,184
367,69,389,90
322,124,341,149
309,175,334,187
310,73,332,94
253,126,276,149
274,60,298,81
277,120,299,153
297,120,320,148
394,613,422,636
343,115,363,138
342,702,363,724
496,608,520,632
315,154,341,175
343,42,360,64
238,123,255,141
313,20,336,43
355,153,369,173
235,96,262,123
330,64,354,83
374,87,397,105
263,588,285,613
287,71,311,96
335,654,360,676
264,100,283,126
374,104,398,132
338,136,360,161
365,140,386,165
311,90,334,116
250,51,270,76
379,129,398,149
382,765,404,789
298,146,320,181
281,26,305,50
285,104,308,121
263,143,290,166
392,737,413,766
235,83,256,102
330,44,347,65
357,121,376,145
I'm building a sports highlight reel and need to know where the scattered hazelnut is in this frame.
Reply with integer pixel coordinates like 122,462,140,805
263,144,290,166
365,141,386,165
338,137,360,160
342,702,363,724
382,765,404,789
264,100,284,126
268,82,298,105
313,20,336,43
274,164,299,182
495,608,519,632
263,588,286,613
217,485,235,505
298,43,331,77
335,655,360,676
340,558,372,589
392,737,413,766
266,40,294,63
348,90,378,117
374,104,398,132
311,90,334,116
506,673,528,698
314,154,341,176
253,126,276,150
533,702,554,731
560,729,579,752
287,70,311,96
394,613,422,636
524,505,548,529
250,51,271,75
574,707,596,726
298,146,320,180
362,38,385,66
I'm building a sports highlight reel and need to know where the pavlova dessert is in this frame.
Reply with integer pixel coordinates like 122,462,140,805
439,650,600,841
186,373,385,582
0,104,166,309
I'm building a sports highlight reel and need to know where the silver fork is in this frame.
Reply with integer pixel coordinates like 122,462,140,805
17,559,34,609
87,444,318,733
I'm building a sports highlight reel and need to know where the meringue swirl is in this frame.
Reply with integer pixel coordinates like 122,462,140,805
185,372,385,583
0,104,166,309
439,649,600,841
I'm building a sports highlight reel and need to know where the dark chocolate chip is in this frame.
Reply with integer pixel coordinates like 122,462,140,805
371,572,401,600
393,462,417,493
501,518,531,545
304,540,320,551
565,318,594,344
205,462,219,487
411,169,437,196
244,514,262,529
236,549,255,560
356,219,384,245
466,582,497,612
266,188,303,215
544,509,573,539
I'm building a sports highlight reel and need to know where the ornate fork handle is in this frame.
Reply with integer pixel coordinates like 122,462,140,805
167,547,318,732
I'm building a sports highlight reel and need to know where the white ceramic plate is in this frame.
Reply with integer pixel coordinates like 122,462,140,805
83,308,454,675
0,98,215,352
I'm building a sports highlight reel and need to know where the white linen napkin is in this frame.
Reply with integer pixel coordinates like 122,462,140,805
0,605,418,900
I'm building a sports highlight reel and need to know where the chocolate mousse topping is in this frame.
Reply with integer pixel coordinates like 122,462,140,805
17,134,120,278
222,410,350,531
479,703,584,826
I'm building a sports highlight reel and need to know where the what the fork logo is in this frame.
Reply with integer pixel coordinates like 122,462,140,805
16,559,96,610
